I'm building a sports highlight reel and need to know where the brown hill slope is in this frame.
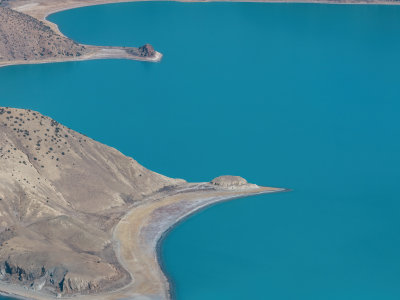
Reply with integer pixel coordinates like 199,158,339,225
0,7,87,61
0,107,184,296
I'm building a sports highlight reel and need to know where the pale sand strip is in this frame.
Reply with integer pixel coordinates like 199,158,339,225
0,47,162,69
10,0,400,24
0,183,285,299
112,183,285,299
1,0,399,68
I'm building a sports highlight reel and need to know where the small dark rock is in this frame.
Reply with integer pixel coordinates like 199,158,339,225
137,44,156,57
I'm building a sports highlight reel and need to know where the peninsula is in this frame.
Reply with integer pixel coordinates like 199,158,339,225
0,3,162,68
0,107,284,299
0,0,399,68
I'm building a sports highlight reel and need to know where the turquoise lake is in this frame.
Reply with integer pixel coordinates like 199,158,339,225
1,2,400,299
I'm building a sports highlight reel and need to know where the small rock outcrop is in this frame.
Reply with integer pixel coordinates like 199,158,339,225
137,44,156,57
211,175,249,188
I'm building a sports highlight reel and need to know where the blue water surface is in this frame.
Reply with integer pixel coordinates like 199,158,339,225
1,2,400,300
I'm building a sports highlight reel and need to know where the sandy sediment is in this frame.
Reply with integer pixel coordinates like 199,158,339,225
8,0,400,24
113,183,285,300
0,182,285,299
0,47,162,69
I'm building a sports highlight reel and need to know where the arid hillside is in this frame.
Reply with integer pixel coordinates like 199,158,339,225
0,107,184,296
0,7,87,61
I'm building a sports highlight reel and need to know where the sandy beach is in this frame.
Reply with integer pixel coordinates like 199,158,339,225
0,182,285,299
9,0,400,24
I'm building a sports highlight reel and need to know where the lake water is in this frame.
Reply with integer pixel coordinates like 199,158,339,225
1,2,400,299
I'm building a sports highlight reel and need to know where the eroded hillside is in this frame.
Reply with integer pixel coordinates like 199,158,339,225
0,107,184,296
0,7,87,61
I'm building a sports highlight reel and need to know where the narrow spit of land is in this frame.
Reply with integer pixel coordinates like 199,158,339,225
0,1,163,68
1,0,399,68
0,106,285,300
0,182,285,300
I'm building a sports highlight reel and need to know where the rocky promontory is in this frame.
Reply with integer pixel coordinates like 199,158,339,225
211,175,258,189
124,43,159,59
137,44,156,57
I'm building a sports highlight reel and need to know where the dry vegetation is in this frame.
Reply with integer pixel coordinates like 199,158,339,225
0,7,87,62
0,107,183,297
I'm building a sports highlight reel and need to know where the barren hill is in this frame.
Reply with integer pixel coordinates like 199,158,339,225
0,7,87,61
0,107,184,296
